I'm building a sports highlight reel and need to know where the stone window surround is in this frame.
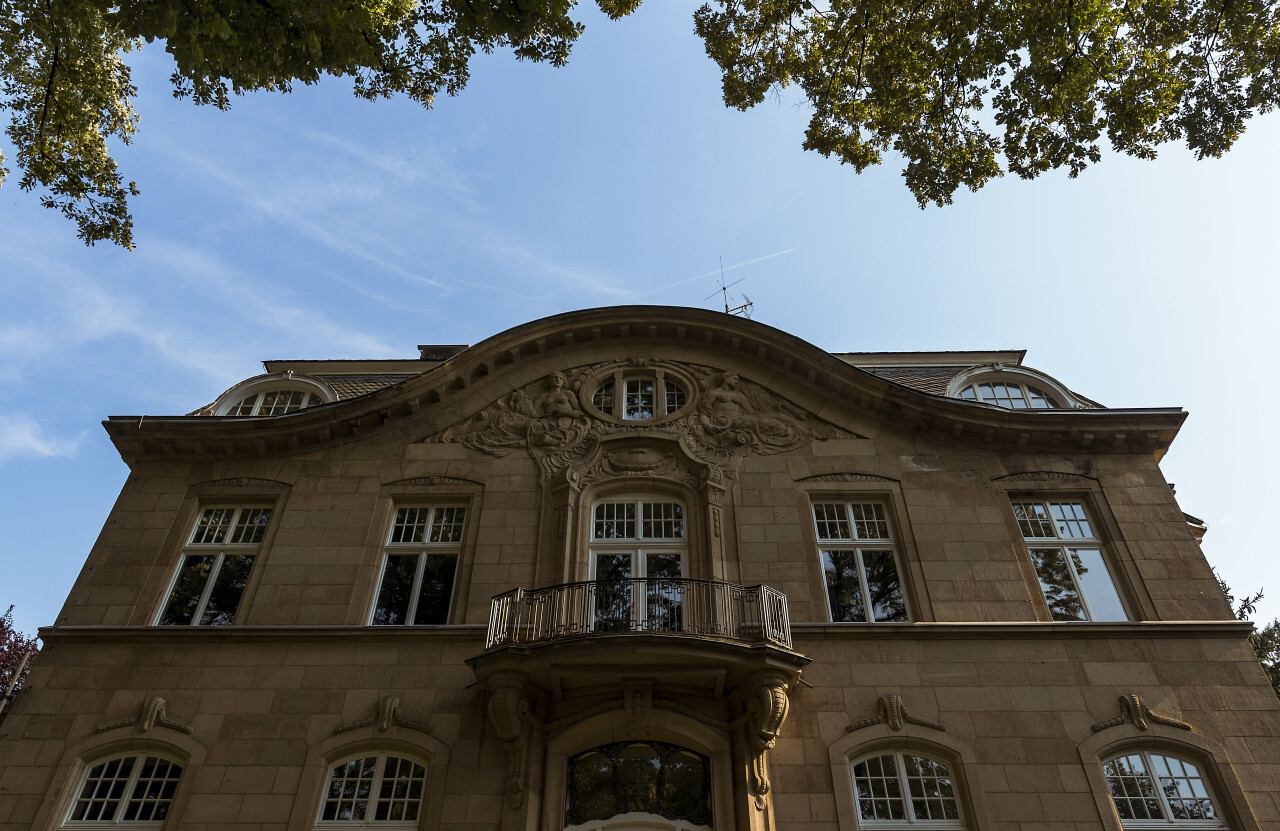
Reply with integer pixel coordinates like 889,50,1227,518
795,480,931,625
313,751,429,828
992,477,1153,624
828,723,991,831
135,481,290,629
368,504,470,627
152,504,274,627
848,748,965,829
810,498,911,624
59,750,184,829
1076,725,1261,831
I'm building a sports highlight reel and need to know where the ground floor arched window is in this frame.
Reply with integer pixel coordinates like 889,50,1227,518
564,741,712,831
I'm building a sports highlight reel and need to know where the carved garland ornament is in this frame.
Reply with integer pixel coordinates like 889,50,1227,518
382,476,482,488
433,361,852,480
992,471,1094,482
845,694,945,733
333,695,432,736
1090,693,1193,733
797,473,896,483
95,697,192,735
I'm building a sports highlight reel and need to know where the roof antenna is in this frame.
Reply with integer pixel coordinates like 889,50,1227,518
705,257,754,319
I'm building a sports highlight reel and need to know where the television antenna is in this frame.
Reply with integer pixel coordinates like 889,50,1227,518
705,258,754,318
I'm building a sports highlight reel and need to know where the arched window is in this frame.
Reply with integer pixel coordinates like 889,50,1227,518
1102,750,1224,828
590,498,686,632
208,373,336,417
227,389,325,416
62,752,183,827
850,750,964,828
591,371,688,420
564,741,711,831
957,381,1060,409
315,753,427,828
946,365,1089,410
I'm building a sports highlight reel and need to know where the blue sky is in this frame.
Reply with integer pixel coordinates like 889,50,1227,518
2,3,1278,636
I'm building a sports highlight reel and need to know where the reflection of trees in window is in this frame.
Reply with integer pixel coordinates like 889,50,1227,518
157,505,272,626
371,506,466,626
1014,500,1127,621
813,502,908,623
851,751,963,827
565,742,711,828
1102,751,1221,827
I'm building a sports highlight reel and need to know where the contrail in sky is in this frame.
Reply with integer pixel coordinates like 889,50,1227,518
641,248,796,296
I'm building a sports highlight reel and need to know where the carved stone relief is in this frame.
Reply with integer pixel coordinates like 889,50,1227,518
744,671,794,811
382,476,482,488
333,695,432,735
432,361,853,480
95,697,192,735
993,471,1095,482
797,473,896,483
1090,693,1192,733
192,477,288,489
845,693,945,733
485,678,535,809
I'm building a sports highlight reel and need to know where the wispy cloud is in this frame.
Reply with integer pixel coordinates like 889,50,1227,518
0,413,83,462
640,248,797,297
301,128,478,208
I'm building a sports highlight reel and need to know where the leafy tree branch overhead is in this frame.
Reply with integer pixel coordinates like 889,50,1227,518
2,0,1279,248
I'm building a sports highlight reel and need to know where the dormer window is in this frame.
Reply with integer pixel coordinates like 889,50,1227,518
957,381,1059,409
229,390,324,416
592,373,687,420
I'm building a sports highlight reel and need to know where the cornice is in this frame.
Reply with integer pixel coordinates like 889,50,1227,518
102,306,1187,465
790,620,1254,639
39,624,487,645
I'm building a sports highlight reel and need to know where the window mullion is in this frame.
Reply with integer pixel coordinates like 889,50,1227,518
1142,750,1174,822
191,552,224,625
855,548,874,624
406,552,429,623
894,751,914,823
116,759,145,823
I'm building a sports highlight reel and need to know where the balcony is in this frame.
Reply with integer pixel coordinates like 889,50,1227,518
484,578,793,651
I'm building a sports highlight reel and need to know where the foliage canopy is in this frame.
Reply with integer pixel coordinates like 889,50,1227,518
0,605,39,698
3,0,1280,247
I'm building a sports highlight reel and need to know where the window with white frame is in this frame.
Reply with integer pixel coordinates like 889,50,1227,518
851,750,965,828
315,753,427,827
371,506,466,626
1102,750,1224,829
156,505,272,626
227,389,324,416
957,381,1060,409
62,752,183,827
812,502,908,623
590,498,686,632
591,371,687,420
1012,499,1128,621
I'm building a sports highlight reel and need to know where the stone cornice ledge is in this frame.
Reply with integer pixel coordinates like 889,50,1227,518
790,621,1255,639
39,624,488,644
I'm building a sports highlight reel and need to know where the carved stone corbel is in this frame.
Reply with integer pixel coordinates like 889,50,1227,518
95,697,192,735
845,694,945,733
744,671,793,811
486,678,535,809
333,695,432,736
1091,693,1193,733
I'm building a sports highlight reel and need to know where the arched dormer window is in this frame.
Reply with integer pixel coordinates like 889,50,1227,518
208,373,337,417
946,365,1090,410
62,752,183,827
1102,750,1225,829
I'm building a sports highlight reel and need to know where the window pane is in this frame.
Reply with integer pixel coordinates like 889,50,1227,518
374,756,427,822
813,503,851,540
641,502,683,539
390,507,430,544
623,378,655,419
1104,754,1163,820
569,751,617,822
1050,502,1093,538
411,554,458,625
158,555,217,625
592,381,614,414
229,507,272,544
1012,502,1056,538
661,751,707,821
71,756,135,821
594,554,633,632
861,550,907,622
645,554,683,632
852,755,904,820
822,550,867,622
429,507,467,543
903,755,960,820
617,743,661,814
849,503,890,540
197,555,255,625
322,756,377,820
1030,549,1088,621
593,502,636,539
1070,548,1127,621
229,394,259,415
372,555,418,625
125,756,182,822
664,380,686,414
190,507,235,544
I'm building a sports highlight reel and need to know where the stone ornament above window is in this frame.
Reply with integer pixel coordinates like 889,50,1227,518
435,360,855,478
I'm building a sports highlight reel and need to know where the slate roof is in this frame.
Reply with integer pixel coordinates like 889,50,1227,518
857,366,971,396
313,374,419,399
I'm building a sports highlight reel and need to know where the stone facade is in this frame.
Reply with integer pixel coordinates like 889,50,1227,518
1,306,1276,831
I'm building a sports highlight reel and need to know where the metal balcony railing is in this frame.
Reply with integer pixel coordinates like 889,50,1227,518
484,578,792,651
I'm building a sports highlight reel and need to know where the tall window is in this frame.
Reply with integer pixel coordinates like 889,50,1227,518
371,506,466,625
315,753,427,828
1012,500,1127,621
63,752,183,827
590,499,686,632
156,505,272,626
851,751,964,828
1102,751,1224,828
812,502,908,623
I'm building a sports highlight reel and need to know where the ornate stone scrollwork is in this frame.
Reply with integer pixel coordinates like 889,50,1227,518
333,695,432,736
95,697,192,735
992,471,1094,482
744,672,793,811
382,476,482,488
432,362,853,480
1090,693,1193,733
845,694,945,733
796,472,896,483
487,681,534,809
